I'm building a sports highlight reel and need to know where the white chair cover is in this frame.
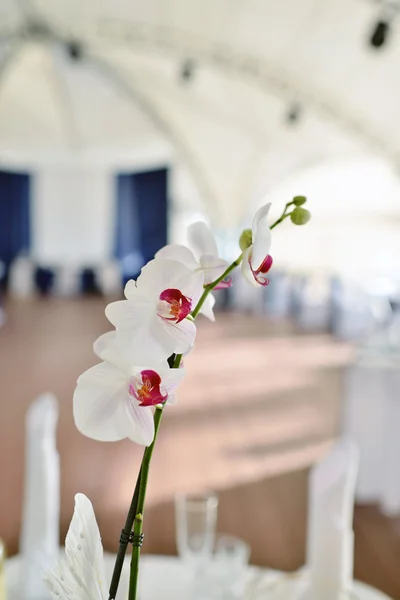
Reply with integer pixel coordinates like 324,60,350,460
264,271,292,319
332,284,374,340
53,265,81,297
230,271,264,313
19,394,60,599
8,256,35,299
296,275,331,331
343,352,400,516
97,260,123,296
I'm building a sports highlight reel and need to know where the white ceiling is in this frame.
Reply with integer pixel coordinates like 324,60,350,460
0,0,399,224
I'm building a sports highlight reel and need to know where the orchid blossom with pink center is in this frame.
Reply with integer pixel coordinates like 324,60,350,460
155,222,229,321
73,332,184,446
105,258,204,362
241,203,273,287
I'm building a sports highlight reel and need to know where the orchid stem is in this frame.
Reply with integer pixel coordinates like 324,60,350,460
270,203,292,230
108,464,143,600
129,406,164,600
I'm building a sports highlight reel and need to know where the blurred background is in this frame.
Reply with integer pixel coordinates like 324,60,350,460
1,0,400,597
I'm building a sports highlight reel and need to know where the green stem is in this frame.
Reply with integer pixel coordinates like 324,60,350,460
191,254,243,319
173,353,183,368
108,464,143,599
270,202,293,230
128,406,164,600
270,212,291,230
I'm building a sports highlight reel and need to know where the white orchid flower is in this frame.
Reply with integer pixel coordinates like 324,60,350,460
106,258,204,362
44,494,109,600
73,332,184,446
241,203,273,287
155,222,229,321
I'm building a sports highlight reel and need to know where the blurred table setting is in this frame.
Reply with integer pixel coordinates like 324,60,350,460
1,392,393,600
343,308,400,516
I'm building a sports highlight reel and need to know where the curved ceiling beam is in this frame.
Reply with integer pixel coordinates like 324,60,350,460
86,51,222,222
65,21,398,165
47,44,82,149
0,36,25,97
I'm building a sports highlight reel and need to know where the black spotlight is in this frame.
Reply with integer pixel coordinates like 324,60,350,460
67,40,84,62
286,102,302,125
179,58,196,84
370,19,390,48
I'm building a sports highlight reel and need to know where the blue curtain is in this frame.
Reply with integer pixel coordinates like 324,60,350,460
115,168,168,281
0,170,31,272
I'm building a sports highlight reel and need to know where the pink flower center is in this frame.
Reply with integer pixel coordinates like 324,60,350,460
129,370,167,407
214,277,233,290
157,288,192,323
250,254,273,286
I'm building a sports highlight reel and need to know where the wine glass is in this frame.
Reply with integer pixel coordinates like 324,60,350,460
175,492,219,598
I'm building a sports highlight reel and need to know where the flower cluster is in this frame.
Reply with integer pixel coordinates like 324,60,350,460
72,206,276,447
48,198,309,600
73,222,234,446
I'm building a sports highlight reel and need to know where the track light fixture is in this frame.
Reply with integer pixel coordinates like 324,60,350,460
66,40,84,62
179,57,196,84
368,1,399,50
286,101,302,125
369,19,391,48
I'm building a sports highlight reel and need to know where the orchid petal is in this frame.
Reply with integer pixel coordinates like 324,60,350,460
176,268,205,308
126,401,155,446
124,279,138,300
74,361,156,445
93,331,133,374
118,322,172,363
188,221,219,258
106,297,170,361
198,254,229,285
166,392,177,405
200,294,216,321
169,318,197,354
155,316,196,355
252,202,272,238
214,277,232,290
106,300,175,362
159,366,186,396
105,298,149,330
251,215,272,272
155,245,198,271
137,258,195,297
241,247,259,287
74,362,135,442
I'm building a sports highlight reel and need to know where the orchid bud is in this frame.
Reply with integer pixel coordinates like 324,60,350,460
290,207,311,225
293,195,307,206
239,228,253,251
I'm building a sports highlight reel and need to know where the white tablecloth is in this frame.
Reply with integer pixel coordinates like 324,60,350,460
343,355,400,516
5,554,392,600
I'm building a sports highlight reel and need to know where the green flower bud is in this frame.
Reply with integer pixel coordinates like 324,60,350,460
293,195,307,206
290,207,311,225
239,228,253,251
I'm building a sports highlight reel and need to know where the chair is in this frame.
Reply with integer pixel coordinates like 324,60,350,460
97,260,123,297
8,256,36,299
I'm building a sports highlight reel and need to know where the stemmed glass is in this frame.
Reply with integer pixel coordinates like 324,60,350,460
175,492,219,599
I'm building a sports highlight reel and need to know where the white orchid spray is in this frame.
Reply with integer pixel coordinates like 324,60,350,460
48,198,310,600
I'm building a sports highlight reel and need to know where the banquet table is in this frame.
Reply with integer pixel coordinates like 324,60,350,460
343,350,400,516
5,553,392,600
